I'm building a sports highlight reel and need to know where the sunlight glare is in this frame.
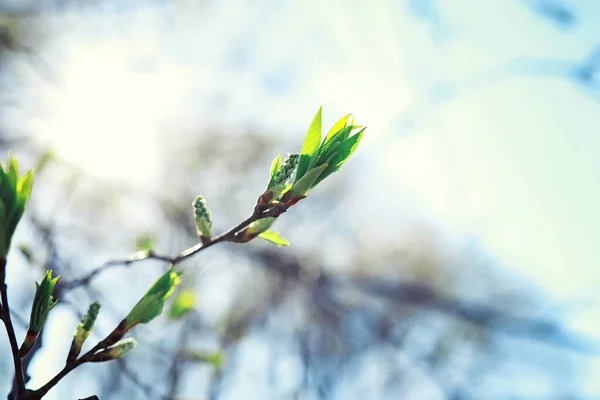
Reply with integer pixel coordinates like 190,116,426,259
37,38,171,187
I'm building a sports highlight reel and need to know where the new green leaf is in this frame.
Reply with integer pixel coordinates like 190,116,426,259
183,350,225,369
295,107,322,182
324,114,350,143
257,230,290,247
289,164,328,198
169,289,196,319
313,127,365,187
124,267,181,328
267,154,282,189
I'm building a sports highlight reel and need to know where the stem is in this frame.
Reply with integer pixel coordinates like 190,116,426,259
171,213,262,264
0,258,26,398
32,342,103,399
63,207,280,291
31,207,283,398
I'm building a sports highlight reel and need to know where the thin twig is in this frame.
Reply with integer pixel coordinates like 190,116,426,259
28,204,284,398
62,206,280,291
0,258,26,398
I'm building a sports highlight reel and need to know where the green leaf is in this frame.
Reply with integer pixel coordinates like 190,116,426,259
135,233,155,252
295,107,322,182
28,270,59,333
246,217,276,235
124,267,181,327
331,127,365,168
6,154,19,192
169,289,196,319
317,124,355,163
257,230,290,247
324,114,350,143
183,350,225,369
0,168,14,212
289,163,328,198
18,244,34,263
16,170,33,207
267,154,282,189
312,127,365,188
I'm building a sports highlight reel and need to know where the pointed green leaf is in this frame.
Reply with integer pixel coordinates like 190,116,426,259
316,137,343,166
257,230,290,247
0,168,14,211
6,154,19,191
324,114,351,143
312,128,365,188
169,289,196,319
331,127,365,168
27,270,59,333
290,164,328,198
317,124,355,161
124,267,181,327
295,107,322,182
267,154,282,189
17,170,33,207
183,350,225,369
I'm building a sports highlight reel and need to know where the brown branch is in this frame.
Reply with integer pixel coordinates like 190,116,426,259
61,205,281,292
27,204,285,398
27,337,107,400
0,258,26,399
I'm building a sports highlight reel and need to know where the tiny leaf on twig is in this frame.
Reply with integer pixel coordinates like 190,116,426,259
257,230,290,247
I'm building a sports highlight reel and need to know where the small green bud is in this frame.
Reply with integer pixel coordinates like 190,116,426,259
0,153,34,258
273,153,299,186
20,270,59,357
67,302,101,363
169,289,195,319
234,217,276,243
193,196,212,241
247,217,276,236
81,301,101,331
268,153,299,198
90,338,137,362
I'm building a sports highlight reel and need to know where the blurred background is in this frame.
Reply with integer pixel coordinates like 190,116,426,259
0,0,599,399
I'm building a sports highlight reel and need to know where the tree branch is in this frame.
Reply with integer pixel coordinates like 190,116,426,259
27,204,283,398
61,206,280,292
0,258,26,399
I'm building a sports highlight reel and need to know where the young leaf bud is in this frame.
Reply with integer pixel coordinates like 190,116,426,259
101,268,181,347
193,196,212,242
90,338,137,362
20,270,59,357
67,301,101,363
